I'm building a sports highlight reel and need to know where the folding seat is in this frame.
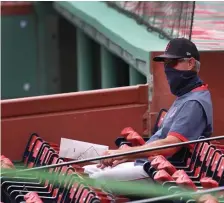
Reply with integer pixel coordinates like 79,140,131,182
158,151,223,194
150,155,167,168
1,143,54,192
29,132,60,150
144,148,223,195
1,155,15,170
172,170,188,180
144,136,209,177
186,148,223,187
14,137,46,169
33,144,52,167
143,141,208,179
175,175,198,191
1,153,63,197
60,174,91,202
153,169,175,183
211,154,224,186
170,137,207,168
115,128,143,147
1,139,49,188
70,179,101,203
23,192,43,203
156,161,177,176
199,150,223,181
13,133,41,167
172,148,220,182
20,133,59,157
74,185,117,203
164,174,198,194
169,143,215,179
176,152,224,182
72,184,96,203
200,177,219,189
26,142,52,169
80,186,130,203
184,144,217,179
5,146,57,190
152,109,168,135
120,127,135,137
37,147,56,167
173,140,210,172
11,166,75,203
9,156,64,194
60,173,119,203
125,131,146,146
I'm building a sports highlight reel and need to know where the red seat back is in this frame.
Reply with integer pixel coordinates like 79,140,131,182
207,151,222,176
151,155,166,168
216,155,224,183
194,143,214,176
157,111,167,129
154,169,174,183
188,142,205,171
23,136,41,164
152,109,167,134
27,139,44,168
0,156,15,169
24,192,43,203
120,127,134,137
172,170,188,180
176,175,197,191
126,132,145,146
40,149,54,165
200,177,219,189
157,161,177,175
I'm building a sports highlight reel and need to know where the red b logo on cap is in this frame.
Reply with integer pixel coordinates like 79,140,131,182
165,42,170,53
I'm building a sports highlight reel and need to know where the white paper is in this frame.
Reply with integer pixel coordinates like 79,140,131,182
59,138,109,162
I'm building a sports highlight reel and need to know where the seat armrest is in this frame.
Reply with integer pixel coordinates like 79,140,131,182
115,137,127,147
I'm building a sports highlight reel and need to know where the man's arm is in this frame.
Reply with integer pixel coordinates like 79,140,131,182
115,135,182,160
117,101,206,160
102,100,206,165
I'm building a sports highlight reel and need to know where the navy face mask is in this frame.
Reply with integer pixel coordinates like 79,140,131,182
164,64,202,96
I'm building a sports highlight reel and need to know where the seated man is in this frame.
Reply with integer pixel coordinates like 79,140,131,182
83,38,213,187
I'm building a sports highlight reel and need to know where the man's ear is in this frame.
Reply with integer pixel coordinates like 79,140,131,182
188,57,196,71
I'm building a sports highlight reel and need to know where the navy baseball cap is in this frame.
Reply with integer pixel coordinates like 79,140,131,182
153,38,200,62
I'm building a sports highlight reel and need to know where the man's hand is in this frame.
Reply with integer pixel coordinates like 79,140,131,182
112,159,129,167
97,150,121,169
97,158,128,169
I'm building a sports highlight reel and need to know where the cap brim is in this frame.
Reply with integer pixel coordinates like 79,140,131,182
153,54,183,62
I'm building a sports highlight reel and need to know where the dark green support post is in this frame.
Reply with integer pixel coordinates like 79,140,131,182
77,28,93,91
100,46,117,89
129,66,146,86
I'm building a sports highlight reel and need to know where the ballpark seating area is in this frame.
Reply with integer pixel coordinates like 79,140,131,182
1,110,224,203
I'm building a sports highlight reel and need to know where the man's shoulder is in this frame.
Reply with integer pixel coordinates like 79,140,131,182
173,97,204,112
176,89,212,110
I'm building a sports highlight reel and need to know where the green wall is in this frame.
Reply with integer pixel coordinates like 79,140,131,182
1,2,152,99
1,14,38,99
1,2,60,99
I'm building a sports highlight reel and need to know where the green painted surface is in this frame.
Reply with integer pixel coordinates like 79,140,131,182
100,47,117,88
55,2,168,52
77,28,94,91
129,66,147,86
1,15,38,99
54,1,169,75
34,2,61,95
2,2,61,99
